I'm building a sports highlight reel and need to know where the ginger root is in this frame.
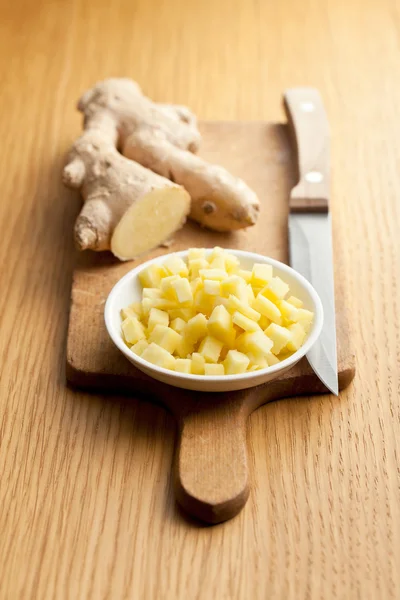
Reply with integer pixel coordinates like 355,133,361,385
77,78,260,232
63,129,190,260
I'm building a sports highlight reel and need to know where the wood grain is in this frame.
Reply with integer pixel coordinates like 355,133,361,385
66,121,355,523
0,0,399,597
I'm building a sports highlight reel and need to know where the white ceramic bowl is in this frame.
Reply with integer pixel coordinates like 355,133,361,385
104,249,323,392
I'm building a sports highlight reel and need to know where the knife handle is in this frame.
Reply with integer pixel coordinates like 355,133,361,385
283,88,330,213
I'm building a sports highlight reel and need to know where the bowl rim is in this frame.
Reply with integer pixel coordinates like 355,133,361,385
104,249,324,385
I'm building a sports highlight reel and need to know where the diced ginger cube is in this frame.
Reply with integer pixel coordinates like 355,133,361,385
139,264,167,288
209,246,224,260
249,365,260,372
171,278,193,304
170,317,186,334
142,288,162,299
247,352,268,369
224,253,240,273
160,275,181,299
121,302,142,320
265,323,291,355
190,277,203,295
199,268,228,281
236,331,273,355
189,258,209,278
208,305,235,345
163,255,188,277
188,248,205,262
232,311,261,333
191,352,206,374
130,339,149,356
293,308,314,333
261,276,289,303
168,308,195,322
209,255,226,270
223,350,250,374
221,276,247,300
175,358,192,373
259,315,271,330
287,295,304,309
122,316,146,344
198,335,224,363
286,323,307,351
149,325,182,354
204,363,225,376
246,284,255,303
252,294,282,324
175,337,195,358
237,269,252,283
203,279,221,296
251,263,273,286
148,307,169,331
227,295,261,322
141,343,175,370
280,299,299,323
266,352,280,366
185,313,208,342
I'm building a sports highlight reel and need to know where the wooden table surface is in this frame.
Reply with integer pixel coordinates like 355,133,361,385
1,0,399,598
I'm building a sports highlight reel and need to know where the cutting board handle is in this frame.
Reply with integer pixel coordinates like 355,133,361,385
173,397,249,523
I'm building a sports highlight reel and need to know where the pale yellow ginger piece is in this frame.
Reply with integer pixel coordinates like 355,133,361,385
191,352,206,374
142,298,176,316
249,365,260,372
148,307,169,331
171,278,193,304
189,258,209,278
175,337,195,359
286,323,307,352
163,255,188,277
204,363,225,376
232,311,261,333
185,313,208,342
227,295,261,322
209,246,224,260
122,316,146,344
293,308,314,333
251,263,273,286
73,79,259,238
209,255,226,270
221,276,247,300
198,336,224,363
190,277,203,296
236,331,273,355
252,294,282,325
203,279,221,296
259,315,271,330
287,295,304,309
247,352,268,370
261,276,289,303
149,325,182,353
130,339,149,356
237,269,252,283
266,352,280,366
208,305,235,346
224,253,240,274
280,299,299,323
265,323,291,355
246,284,255,303
142,288,162,299
188,248,206,262
121,302,142,320
175,358,192,373
139,264,167,289
169,307,195,322
199,268,228,281
141,343,175,370
224,350,250,374
170,317,186,333
194,290,214,316
160,275,180,298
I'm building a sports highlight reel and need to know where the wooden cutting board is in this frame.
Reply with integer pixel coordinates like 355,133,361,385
66,121,355,524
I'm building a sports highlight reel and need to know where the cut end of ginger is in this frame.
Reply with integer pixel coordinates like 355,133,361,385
120,247,314,375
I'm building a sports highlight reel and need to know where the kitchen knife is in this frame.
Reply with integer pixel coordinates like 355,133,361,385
283,88,338,395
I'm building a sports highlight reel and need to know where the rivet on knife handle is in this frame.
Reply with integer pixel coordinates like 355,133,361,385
283,88,330,214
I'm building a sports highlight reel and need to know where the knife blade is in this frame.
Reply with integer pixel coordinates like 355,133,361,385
283,88,338,395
